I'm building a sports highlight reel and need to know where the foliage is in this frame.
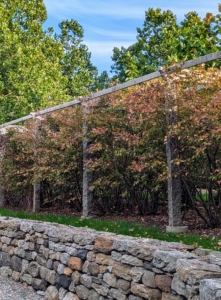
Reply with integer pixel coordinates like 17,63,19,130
2,64,221,227
0,1,98,123
111,6,221,82
0,0,68,123
54,19,97,97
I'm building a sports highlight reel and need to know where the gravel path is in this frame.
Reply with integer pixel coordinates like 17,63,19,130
0,276,44,300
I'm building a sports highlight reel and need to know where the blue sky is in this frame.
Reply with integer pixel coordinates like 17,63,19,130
43,0,220,75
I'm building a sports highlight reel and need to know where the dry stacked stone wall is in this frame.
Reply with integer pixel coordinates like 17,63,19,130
0,217,221,300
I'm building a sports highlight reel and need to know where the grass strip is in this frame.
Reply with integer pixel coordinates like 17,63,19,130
0,208,220,251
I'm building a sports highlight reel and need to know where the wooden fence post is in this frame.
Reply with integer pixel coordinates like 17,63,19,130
82,100,93,218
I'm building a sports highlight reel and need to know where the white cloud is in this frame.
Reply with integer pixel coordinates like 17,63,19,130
85,41,132,56
86,27,136,40
44,0,147,20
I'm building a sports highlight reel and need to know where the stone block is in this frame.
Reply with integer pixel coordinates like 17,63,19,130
94,235,116,254
155,275,172,292
45,285,59,300
200,278,221,300
28,261,40,277
131,282,161,300
75,285,90,299
121,254,143,267
109,288,126,300
103,272,117,287
111,261,132,281
142,270,156,288
91,283,109,296
68,257,83,271
10,255,22,272
161,292,184,300
80,274,92,288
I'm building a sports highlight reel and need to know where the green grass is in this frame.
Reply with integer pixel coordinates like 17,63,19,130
0,207,220,251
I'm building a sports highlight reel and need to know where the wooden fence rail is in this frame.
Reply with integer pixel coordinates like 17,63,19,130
1,51,221,230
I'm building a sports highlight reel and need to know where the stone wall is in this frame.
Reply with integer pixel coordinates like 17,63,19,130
0,217,221,300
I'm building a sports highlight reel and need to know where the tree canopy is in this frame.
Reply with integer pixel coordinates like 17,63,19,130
0,0,97,123
111,6,221,82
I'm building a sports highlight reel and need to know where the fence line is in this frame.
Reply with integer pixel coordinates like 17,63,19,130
1,51,221,129
1,51,221,222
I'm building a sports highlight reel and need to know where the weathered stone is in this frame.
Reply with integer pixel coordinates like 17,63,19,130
161,292,184,300
64,267,73,276
1,236,11,245
111,261,132,281
103,273,117,287
45,285,59,300
63,292,80,300
91,283,109,296
200,278,221,300
87,251,96,262
21,259,29,275
130,267,144,282
121,254,143,267
59,287,67,299
66,246,78,256
21,273,32,285
32,278,47,291
40,266,56,285
28,261,40,277
10,255,22,272
33,223,46,233
53,261,60,272
82,260,90,273
142,270,155,288
117,278,131,294
0,266,12,277
68,257,83,271
75,285,90,299
95,253,112,265
20,221,33,233
56,274,72,289
57,263,65,274
128,296,143,300
74,232,96,246
94,235,116,254
71,271,81,284
11,270,20,281
99,265,106,274
77,249,88,260
0,251,10,266
109,288,126,300
80,274,92,288
36,254,47,266
176,258,221,285
88,289,100,300
131,282,161,300
155,275,172,292
111,251,122,261
171,276,189,298
7,245,14,255
88,262,99,276
153,250,196,273
60,252,70,265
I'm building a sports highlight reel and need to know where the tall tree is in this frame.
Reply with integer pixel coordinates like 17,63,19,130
55,19,97,97
111,7,220,82
0,0,68,123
